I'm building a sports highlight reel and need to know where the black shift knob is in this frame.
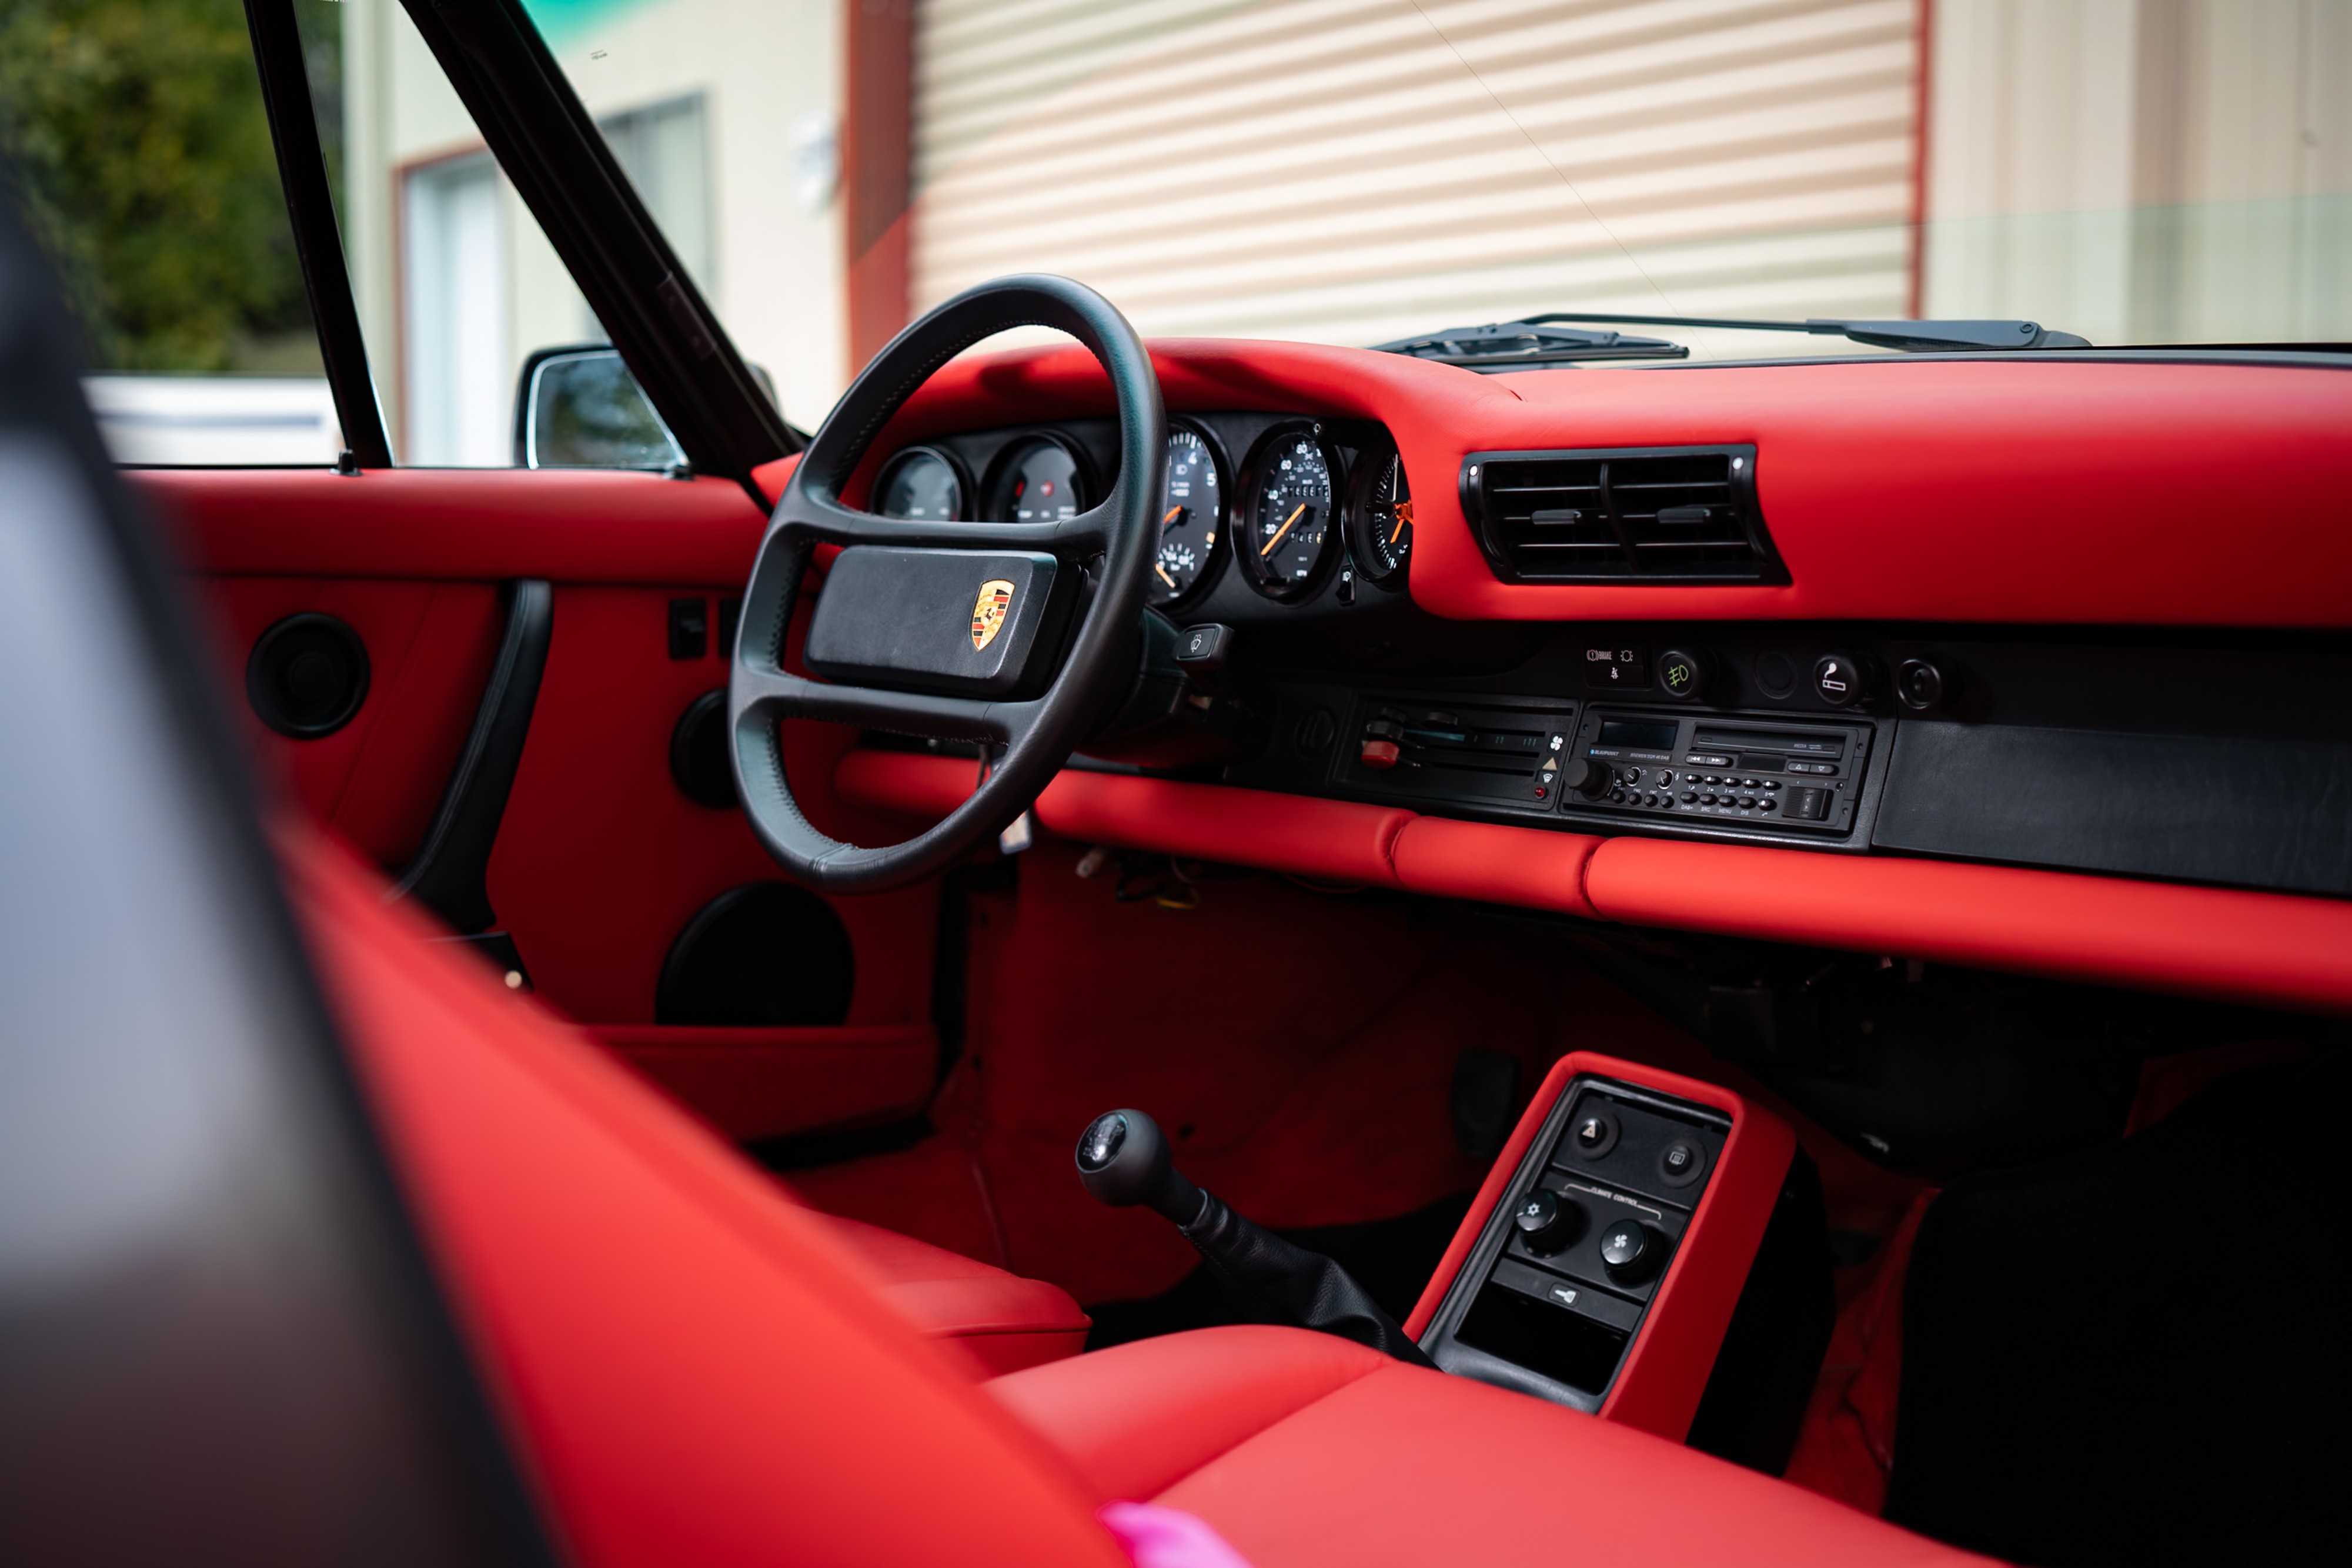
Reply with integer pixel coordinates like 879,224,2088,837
1075,1108,1202,1224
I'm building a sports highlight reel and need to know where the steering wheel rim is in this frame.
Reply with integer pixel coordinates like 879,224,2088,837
728,275,1165,892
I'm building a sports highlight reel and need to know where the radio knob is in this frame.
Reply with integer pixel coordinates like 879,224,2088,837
1565,758,1612,798
1812,651,1870,708
1656,647,1713,701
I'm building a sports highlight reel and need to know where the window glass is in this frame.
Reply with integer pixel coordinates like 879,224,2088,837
0,0,341,464
299,0,645,467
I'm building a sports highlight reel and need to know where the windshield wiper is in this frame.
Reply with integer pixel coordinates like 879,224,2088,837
1369,320,1691,369
1374,312,2090,370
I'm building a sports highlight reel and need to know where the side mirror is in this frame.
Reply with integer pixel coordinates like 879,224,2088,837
513,345,685,470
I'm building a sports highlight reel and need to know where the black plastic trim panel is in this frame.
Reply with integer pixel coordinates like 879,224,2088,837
1875,721,2352,896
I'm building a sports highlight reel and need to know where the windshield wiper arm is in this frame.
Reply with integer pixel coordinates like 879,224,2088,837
1517,313,2092,352
1368,320,1691,370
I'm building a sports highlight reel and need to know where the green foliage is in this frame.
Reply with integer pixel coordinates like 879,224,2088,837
0,0,312,370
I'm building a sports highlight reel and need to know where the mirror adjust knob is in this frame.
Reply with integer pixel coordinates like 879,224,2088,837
1598,1218,1665,1284
1511,1189,1583,1255
1565,757,1612,798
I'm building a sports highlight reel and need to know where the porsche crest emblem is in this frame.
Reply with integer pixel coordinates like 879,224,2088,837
970,579,1015,650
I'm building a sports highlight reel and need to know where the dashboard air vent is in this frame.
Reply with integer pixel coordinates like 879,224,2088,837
1461,445,1784,584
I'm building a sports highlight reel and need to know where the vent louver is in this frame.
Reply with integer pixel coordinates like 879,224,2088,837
1462,445,1784,584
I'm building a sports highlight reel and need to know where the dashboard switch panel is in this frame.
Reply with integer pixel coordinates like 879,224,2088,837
1421,1072,1728,1411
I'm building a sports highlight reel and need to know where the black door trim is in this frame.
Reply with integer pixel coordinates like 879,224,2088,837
393,579,556,933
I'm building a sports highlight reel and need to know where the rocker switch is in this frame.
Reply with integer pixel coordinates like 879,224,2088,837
1174,623,1233,674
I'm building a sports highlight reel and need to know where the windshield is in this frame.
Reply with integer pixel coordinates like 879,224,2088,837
505,0,2348,411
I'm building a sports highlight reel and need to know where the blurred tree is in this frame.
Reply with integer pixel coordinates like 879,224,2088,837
0,0,313,370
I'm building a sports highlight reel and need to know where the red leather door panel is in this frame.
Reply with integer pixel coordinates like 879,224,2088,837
144,467,945,1141
197,574,502,870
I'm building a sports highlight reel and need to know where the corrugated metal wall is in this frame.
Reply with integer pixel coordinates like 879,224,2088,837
910,0,1922,348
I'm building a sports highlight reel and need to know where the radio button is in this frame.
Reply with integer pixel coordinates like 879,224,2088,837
1785,785,1833,821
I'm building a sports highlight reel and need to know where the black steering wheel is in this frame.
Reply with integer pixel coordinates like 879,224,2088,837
727,275,1164,892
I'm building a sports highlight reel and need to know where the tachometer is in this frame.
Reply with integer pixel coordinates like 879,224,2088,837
983,434,1088,524
871,446,967,521
1150,423,1224,605
1349,443,1412,586
1238,426,1337,599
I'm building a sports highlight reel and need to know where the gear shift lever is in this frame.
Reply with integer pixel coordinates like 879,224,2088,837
1077,1108,1433,1366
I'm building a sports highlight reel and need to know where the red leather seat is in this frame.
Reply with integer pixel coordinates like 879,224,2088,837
294,832,1993,1567
993,1326,1992,1566
818,1213,1089,1376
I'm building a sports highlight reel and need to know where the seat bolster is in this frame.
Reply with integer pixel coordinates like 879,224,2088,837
1159,1360,1999,1568
989,1325,1391,1501
821,1215,1092,1377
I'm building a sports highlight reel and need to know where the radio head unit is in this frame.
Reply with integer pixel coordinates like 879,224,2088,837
1565,708,1872,834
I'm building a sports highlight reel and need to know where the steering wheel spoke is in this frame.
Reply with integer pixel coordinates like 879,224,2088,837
781,492,1080,556
734,662,1016,745
730,274,1164,891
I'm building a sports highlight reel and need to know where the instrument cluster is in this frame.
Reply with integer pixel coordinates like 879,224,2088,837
866,413,1414,615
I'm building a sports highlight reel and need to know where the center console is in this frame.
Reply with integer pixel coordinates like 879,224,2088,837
1408,1052,1828,1468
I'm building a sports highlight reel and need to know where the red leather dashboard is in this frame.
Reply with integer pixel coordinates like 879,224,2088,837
141,339,2352,1022
874,341,2352,629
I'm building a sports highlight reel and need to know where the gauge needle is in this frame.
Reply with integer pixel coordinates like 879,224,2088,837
1155,562,1177,587
1261,503,1307,556
1162,505,1184,529
1390,499,1414,544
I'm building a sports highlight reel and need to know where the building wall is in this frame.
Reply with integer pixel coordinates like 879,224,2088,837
1923,0,2352,343
906,0,1928,353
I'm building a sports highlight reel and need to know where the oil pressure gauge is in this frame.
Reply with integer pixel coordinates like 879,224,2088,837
1150,422,1225,606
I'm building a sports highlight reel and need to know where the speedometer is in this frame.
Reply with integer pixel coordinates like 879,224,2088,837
1149,423,1224,606
1238,425,1337,599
